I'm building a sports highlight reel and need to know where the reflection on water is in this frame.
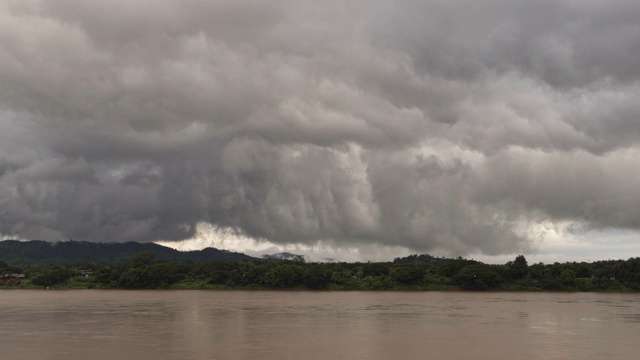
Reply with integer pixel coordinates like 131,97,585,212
0,291,639,360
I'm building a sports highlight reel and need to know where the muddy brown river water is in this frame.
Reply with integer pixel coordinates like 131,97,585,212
0,290,638,359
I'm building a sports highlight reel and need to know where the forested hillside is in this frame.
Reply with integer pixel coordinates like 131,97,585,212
2,244,640,292
0,240,257,266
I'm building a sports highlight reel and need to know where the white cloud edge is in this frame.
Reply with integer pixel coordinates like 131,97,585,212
155,221,640,264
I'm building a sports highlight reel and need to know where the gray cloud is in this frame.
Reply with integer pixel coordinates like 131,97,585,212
1,0,639,256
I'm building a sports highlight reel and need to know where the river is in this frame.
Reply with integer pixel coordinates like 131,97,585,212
0,290,638,359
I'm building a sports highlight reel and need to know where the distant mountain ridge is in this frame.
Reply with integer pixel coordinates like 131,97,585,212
0,240,259,266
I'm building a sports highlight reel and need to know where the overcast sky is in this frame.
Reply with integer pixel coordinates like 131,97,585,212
2,0,640,262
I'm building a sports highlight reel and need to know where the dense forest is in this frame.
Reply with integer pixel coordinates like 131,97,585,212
2,244,640,291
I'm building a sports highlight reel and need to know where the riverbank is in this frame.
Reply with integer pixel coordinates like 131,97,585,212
4,252,640,292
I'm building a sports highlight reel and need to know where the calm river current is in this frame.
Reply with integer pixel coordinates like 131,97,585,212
0,291,639,359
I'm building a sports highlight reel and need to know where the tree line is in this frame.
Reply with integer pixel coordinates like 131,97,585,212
3,253,640,291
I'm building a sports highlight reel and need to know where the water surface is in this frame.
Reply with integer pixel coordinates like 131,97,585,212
1,291,638,359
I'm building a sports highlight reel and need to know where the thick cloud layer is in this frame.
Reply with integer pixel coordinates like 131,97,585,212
1,0,639,256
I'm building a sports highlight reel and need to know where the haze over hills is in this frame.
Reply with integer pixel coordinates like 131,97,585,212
261,252,303,261
0,240,259,267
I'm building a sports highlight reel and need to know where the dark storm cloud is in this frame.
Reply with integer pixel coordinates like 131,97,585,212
1,0,639,255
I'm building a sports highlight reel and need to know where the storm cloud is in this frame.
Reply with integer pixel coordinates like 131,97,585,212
1,0,640,256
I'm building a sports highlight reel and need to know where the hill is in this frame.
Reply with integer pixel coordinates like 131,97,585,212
0,240,259,266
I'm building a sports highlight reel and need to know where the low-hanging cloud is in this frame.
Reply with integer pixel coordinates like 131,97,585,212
1,0,639,256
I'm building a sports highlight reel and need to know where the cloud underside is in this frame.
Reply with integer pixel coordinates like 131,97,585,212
1,0,640,256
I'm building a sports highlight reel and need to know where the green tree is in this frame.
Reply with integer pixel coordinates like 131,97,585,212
437,258,477,278
132,251,157,267
362,263,389,277
560,269,576,287
390,265,424,285
264,263,303,288
31,265,73,287
93,267,118,287
454,264,503,290
303,265,331,289
510,255,529,280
